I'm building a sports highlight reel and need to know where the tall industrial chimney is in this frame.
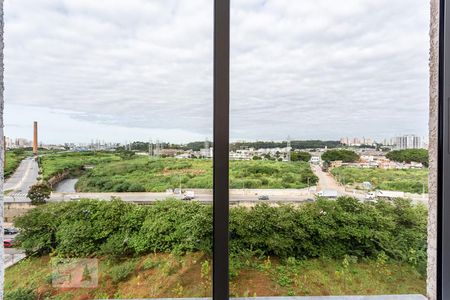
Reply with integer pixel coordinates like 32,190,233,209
33,121,38,155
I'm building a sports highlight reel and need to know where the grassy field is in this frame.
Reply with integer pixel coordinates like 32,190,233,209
5,254,425,299
331,166,428,194
39,152,121,180
38,153,318,192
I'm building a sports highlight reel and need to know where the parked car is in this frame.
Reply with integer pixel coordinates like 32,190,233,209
4,228,18,235
258,195,269,200
4,239,13,248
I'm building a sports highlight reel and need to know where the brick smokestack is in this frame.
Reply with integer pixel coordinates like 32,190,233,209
33,121,38,155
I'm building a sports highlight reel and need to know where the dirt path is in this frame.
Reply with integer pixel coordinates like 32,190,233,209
311,164,346,194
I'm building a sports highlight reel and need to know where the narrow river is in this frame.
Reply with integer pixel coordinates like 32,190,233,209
53,178,79,193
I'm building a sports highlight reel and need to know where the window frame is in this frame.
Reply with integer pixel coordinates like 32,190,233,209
439,0,449,299
213,0,230,299
0,0,443,298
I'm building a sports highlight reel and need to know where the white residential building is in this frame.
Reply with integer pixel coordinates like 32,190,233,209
393,134,423,150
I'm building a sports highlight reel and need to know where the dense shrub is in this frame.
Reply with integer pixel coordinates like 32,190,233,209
109,260,138,283
14,197,426,273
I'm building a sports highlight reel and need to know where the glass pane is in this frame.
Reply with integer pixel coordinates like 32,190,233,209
4,1,213,298
230,0,428,297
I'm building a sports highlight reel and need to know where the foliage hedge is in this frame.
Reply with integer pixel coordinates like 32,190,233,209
14,197,426,273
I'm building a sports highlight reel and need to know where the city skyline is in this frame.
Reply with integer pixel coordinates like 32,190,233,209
4,123,428,149
5,0,429,143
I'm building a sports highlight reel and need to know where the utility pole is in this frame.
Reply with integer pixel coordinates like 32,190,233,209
155,140,160,157
149,140,153,157
307,177,310,196
287,135,291,162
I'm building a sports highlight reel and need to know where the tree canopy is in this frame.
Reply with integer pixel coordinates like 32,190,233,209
291,151,311,162
27,182,52,205
322,149,359,163
386,149,429,167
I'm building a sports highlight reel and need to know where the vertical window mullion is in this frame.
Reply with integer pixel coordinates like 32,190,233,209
213,0,230,299
440,0,450,299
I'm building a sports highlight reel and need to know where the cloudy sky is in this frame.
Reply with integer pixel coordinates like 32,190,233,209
4,0,429,144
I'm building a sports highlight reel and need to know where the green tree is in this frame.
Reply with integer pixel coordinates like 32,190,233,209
322,149,359,163
386,149,429,167
117,150,135,160
291,151,311,162
27,182,52,205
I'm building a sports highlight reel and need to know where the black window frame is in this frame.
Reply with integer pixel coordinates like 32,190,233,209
215,0,443,299
0,0,444,299
440,0,449,299
213,0,230,299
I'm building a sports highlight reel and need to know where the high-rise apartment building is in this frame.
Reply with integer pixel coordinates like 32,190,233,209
393,134,423,150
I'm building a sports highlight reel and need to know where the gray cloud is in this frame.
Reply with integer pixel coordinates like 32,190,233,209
4,0,428,142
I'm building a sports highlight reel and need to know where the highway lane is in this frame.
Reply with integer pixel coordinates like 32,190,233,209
4,231,26,269
5,157,38,192
46,188,318,204
48,192,314,203
4,157,38,201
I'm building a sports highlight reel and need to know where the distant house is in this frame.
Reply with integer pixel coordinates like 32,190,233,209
310,156,320,164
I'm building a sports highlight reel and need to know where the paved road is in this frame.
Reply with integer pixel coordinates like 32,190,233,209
48,191,316,204
4,157,38,201
4,232,26,269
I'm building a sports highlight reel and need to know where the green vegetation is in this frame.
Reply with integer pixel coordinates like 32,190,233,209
72,157,317,192
331,166,428,194
27,182,51,205
322,149,359,163
39,151,121,180
387,149,429,167
7,197,427,298
4,287,37,300
290,151,311,162
14,198,426,273
5,254,425,299
5,149,31,178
